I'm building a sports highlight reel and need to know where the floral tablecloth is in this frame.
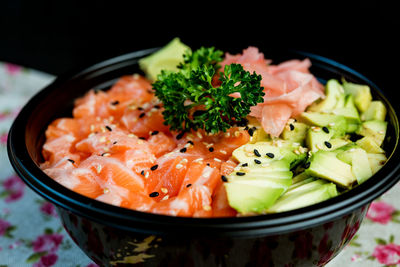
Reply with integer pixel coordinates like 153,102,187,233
0,61,399,267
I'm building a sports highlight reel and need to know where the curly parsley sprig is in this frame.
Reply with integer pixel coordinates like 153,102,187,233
153,47,265,134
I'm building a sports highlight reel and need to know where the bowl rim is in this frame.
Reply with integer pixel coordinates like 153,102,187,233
7,48,400,237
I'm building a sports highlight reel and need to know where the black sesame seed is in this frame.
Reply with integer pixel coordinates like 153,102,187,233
289,124,295,131
180,147,187,153
248,128,255,136
150,165,159,171
207,163,210,166
324,141,332,148
139,113,145,118
113,141,118,145
322,127,330,134
105,125,112,131
187,140,194,145
254,159,261,164
138,107,144,111
304,162,311,169
266,153,275,158
244,126,249,131
151,131,159,136
241,163,248,167
221,175,228,182
186,183,192,188
176,132,184,140
67,159,75,164
149,192,159,198
154,105,160,109
236,172,246,176
254,149,261,157
139,137,146,140
111,100,120,105
209,147,214,152
140,170,145,176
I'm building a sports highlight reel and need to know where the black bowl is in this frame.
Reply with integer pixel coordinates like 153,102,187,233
7,48,400,267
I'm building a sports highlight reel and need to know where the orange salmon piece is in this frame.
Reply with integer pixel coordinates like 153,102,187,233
179,162,220,194
121,107,169,138
147,131,176,157
147,156,189,201
44,167,103,199
150,184,212,217
80,156,145,194
211,182,237,217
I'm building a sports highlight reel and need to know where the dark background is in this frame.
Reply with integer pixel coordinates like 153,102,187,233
0,1,398,96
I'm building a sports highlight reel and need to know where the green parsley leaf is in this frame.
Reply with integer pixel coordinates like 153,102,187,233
153,47,264,134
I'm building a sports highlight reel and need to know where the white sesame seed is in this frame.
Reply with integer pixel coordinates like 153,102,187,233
137,140,144,144
220,150,227,155
109,105,117,110
161,188,168,194
378,130,385,134
161,195,169,201
224,132,231,137
133,73,140,79
128,134,136,138
103,188,110,194
316,144,323,150
88,132,95,138
193,158,204,162
197,132,203,139
203,205,212,211
214,158,222,162
181,158,188,164
294,149,300,155
234,131,240,137
328,123,335,126
90,124,95,132
99,136,106,143
145,172,149,178
175,164,183,169
102,153,111,157
184,143,192,148
96,165,102,174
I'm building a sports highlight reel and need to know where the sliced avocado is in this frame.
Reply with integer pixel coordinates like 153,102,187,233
334,94,361,124
139,38,191,81
306,150,356,188
287,177,317,192
246,117,270,143
224,160,292,213
232,141,306,168
281,121,309,144
346,123,360,133
342,80,372,113
224,182,287,214
299,112,348,137
367,153,387,175
356,136,385,153
292,172,311,184
356,120,387,146
308,79,345,112
266,180,338,213
337,148,372,184
305,126,334,152
328,138,351,150
362,101,387,121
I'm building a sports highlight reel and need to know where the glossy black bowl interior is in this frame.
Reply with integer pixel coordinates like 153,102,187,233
7,48,400,239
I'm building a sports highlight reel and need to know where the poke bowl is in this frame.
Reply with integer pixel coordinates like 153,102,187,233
7,42,400,267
